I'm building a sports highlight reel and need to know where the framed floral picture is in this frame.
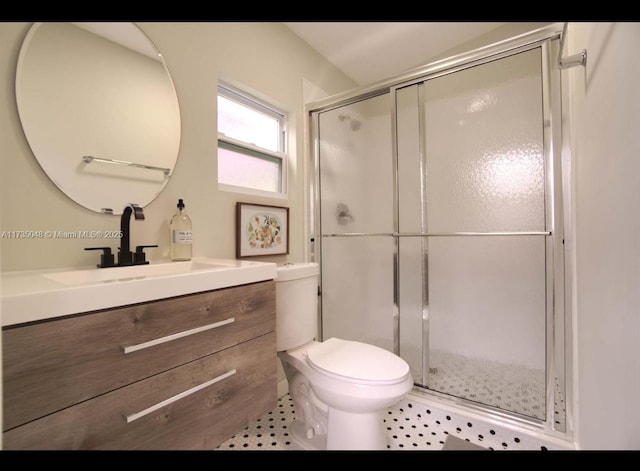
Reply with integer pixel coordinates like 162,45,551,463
236,202,289,258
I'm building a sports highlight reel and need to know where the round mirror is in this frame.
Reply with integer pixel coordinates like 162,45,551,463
16,22,181,215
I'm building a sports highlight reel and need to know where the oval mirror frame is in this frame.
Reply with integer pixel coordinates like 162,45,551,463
15,22,181,215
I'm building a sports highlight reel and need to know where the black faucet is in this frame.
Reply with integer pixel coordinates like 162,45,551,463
85,203,157,268
118,203,145,266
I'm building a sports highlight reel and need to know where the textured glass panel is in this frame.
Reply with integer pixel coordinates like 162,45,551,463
320,236,395,352
428,236,546,420
424,49,545,233
318,94,393,235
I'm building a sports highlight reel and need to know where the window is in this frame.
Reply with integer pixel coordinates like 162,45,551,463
217,83,287,196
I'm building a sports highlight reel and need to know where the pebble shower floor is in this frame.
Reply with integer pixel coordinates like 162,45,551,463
216,393,572,451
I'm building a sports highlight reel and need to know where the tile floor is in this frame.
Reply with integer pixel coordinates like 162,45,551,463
216,392,573,452
428,349,547,421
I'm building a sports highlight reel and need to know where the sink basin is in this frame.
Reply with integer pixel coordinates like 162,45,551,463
42,259,235,285
1,257,278,326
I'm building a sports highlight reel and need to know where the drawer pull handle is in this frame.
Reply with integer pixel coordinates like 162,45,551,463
123,317,235,354
125,369,237,424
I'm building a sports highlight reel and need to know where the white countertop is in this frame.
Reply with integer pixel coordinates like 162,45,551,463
1,257,278,327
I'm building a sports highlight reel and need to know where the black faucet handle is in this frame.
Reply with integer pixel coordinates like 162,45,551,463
85,247,116,268
129,203,145,220
133,245,158,265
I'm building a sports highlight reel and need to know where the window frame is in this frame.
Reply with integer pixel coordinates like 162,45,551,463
217,82,288,198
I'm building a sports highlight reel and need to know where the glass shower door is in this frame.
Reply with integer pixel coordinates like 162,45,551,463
397,48,549,420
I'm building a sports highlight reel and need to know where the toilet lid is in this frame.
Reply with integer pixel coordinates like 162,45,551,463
306,337,410,384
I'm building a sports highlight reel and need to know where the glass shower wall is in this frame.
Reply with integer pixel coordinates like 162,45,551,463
317,94,396,351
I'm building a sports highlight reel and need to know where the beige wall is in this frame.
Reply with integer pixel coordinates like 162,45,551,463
566,22,640,450
0,22,355,272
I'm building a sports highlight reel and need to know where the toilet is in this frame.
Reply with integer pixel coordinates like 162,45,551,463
275,262,413,450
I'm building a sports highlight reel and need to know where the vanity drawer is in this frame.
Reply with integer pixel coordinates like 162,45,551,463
3,332,277,450
3,280,275,431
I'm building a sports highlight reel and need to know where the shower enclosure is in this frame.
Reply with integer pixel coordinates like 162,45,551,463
308,25,569,434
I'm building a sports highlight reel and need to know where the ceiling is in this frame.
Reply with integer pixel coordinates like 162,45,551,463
283,22,507,86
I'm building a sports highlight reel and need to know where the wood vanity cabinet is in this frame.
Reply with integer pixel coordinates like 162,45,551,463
2,280,277,450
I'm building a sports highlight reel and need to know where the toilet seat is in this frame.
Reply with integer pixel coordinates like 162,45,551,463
306,337,410,385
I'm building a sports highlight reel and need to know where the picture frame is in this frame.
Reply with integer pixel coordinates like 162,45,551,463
236,202,289,258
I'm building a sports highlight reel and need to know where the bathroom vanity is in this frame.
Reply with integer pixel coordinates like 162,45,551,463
1,258,278,450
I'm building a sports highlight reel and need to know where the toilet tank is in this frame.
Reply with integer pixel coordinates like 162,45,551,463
275,262,320,352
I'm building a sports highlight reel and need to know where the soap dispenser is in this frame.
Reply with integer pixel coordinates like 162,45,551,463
170,199,192,261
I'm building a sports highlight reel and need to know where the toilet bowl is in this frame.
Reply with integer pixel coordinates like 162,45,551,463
275,263,413,450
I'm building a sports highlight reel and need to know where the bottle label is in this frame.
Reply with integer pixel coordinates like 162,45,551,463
173,230,192,244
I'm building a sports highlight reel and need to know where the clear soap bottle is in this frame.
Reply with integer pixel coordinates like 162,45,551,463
170,199,192,261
